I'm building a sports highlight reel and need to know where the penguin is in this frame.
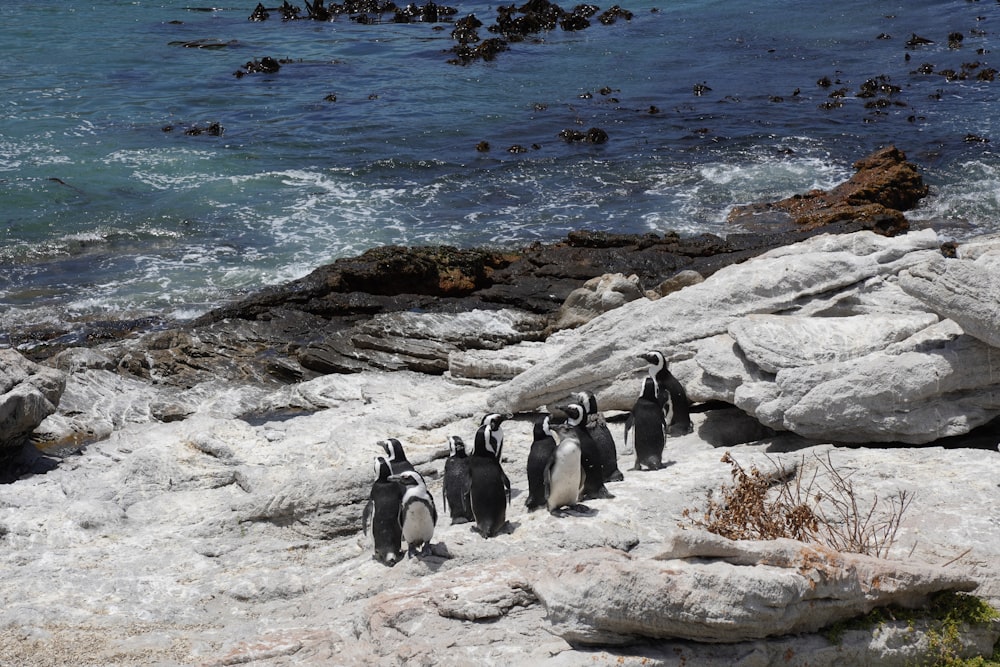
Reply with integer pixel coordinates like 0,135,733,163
465,423,509,538
378,438,415,475
638,350,693,436
558,402,614,501
361,456,405,565
441,435,473,523
524,414,558,511
545,424,585,514
475,413,511,503
626,376,667,470
389,469,437,558
575,390,624,483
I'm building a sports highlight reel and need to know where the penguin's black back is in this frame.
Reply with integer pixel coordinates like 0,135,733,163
443,455,472,521
369,479,404,563
632,377,666,470
525,425,557,511
466,455,508,538
575,424,613,499
655,367,692,435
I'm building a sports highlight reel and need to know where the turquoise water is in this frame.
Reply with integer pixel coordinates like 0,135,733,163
2,0,999,337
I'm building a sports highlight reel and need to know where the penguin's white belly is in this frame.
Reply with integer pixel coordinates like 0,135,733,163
547,447,582,510
402,503,435,544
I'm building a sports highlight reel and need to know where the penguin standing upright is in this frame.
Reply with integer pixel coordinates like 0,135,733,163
525,414,558,511
378,438,416,475
558,402,614,501
390,469,437,558
545,423,585,514
626,376,667,470
475,413,511,504
362,456,405,565
465,423,509,538
638,350,692,436
442,435,473,523
575,390,624,483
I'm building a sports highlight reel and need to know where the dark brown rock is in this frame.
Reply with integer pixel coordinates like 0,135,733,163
726,145,928,235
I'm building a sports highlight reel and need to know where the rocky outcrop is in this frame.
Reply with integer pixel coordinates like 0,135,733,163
727,145,928,234
0,350,66,478
487,229,1000,444
533,535,978,645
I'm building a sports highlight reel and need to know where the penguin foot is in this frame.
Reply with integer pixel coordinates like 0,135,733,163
606,470,625,483
583,486,615,500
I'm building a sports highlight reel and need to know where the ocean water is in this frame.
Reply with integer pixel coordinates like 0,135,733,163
2,0,999,342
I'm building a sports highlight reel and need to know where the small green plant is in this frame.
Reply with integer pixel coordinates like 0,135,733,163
822,591,1000,666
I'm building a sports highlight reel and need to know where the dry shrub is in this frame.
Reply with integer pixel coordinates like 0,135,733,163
681,451,912,558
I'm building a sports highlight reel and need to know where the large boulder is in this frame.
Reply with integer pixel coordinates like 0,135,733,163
531,532,979,645
487,229,1000,443
0,349,66,475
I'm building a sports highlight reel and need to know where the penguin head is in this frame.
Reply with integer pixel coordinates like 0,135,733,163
574,391,599,415
557,403,586,427
378,438,408,463
638,350,667,372
373,456,393,482
388,469,426,489
480,413,510,431
448,435,466,457
533,414,552,440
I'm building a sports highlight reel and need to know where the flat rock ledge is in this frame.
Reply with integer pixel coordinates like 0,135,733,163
3,391,998,665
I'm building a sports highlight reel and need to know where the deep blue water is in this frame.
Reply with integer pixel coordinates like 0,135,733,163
2,0,999,341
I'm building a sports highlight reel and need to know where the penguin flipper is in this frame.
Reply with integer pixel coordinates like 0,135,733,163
543,453,555,502
624,413,635,454
502,469,511,505
362,498,374,536
441,476,450,513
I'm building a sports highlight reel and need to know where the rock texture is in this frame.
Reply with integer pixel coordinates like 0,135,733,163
727,145,928,234
0,350,66,478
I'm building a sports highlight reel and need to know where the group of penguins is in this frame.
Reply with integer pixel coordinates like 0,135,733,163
362,350,693,565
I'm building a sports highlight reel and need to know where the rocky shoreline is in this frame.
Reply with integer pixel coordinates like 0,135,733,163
3,146,1000,665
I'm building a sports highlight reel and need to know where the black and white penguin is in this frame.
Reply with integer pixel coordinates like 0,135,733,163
361,456,405,565
442,435,473,523
575,390,624,483
638,350,693,436
390,469,437,558
378,438,416,475
545,424,585,514
475,413,511,503
525,414,558,511
558,402,614,501
465,424,509,538
626,376,666,470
